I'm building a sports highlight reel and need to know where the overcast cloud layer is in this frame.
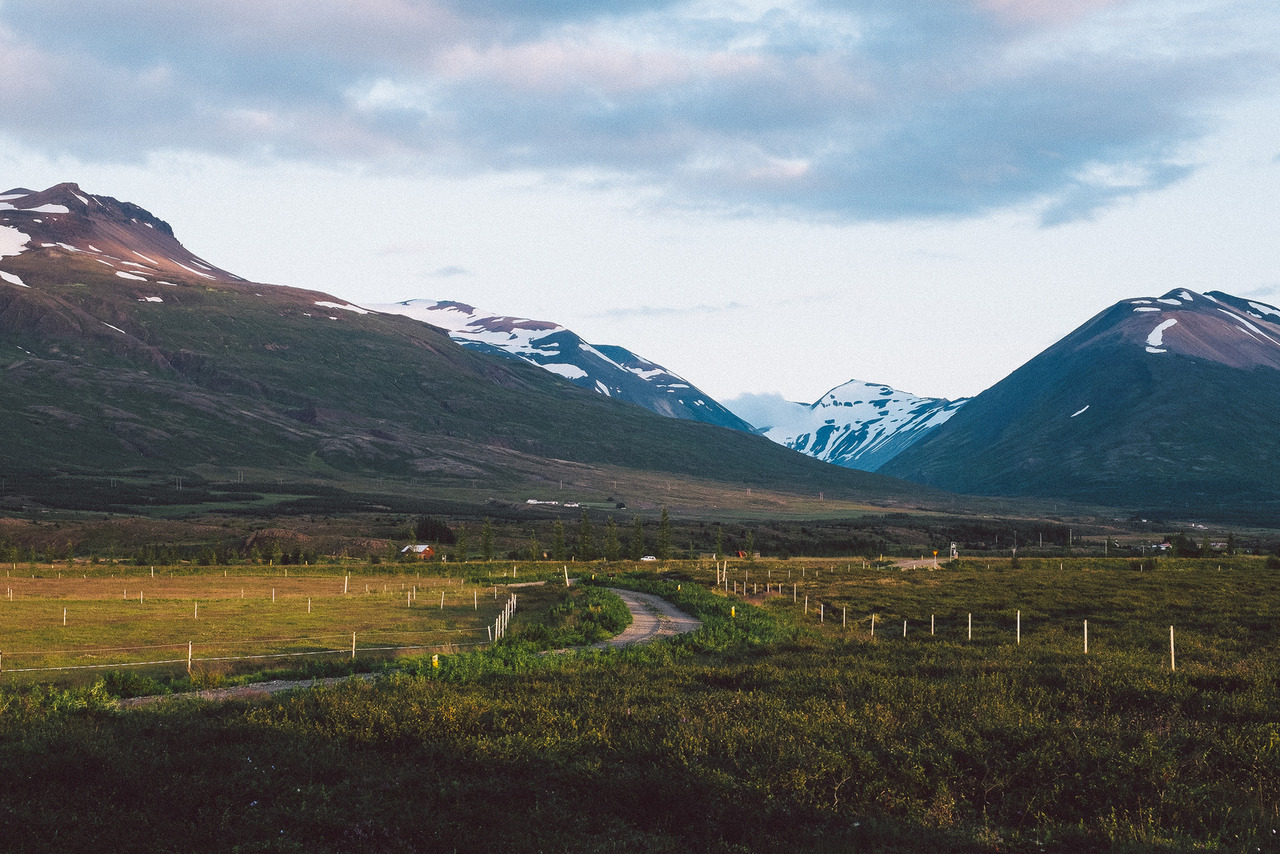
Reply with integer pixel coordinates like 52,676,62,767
2,0,1275,223
1,1,1279,405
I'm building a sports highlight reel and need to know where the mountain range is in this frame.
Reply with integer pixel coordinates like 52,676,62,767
360,302,964,471
3,181,1278,521
368,299,753,433
0,182,925,512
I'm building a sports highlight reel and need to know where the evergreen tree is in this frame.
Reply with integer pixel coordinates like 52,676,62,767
657,507,672,560
604,516,620,562
454,524,469,562
528,531,541,562
1226,531,1236,556
744,529,755,561
715,525,724,559
629,517,645,561
552,520,566,562
481,518,495,561
577,510,595,561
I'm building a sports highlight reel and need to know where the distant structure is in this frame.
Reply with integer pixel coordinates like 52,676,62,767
401,544,436,559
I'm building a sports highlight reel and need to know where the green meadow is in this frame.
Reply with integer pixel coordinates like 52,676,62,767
0,557,1276,852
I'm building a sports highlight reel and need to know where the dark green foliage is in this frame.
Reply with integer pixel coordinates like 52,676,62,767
413,516,456,545
657,507,671,560
603,516,619,562
552,520,566,562
506,586,631,648
453,524,469,562
629,517,645,561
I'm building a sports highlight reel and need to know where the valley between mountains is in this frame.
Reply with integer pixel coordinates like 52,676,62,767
3,181,1279,522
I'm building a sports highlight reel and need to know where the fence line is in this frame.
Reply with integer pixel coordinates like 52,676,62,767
0,617,499,677
725,583,1190,667
2,638,493,675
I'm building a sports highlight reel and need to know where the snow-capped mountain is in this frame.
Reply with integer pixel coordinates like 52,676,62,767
882,288,1280,517
368,299,755,433
0,182,914,506
730,380,968,471
0,183,245,288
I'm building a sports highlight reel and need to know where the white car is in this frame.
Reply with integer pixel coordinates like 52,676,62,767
640,555,657,561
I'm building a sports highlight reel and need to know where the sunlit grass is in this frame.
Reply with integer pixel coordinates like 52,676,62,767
0,556,1277,851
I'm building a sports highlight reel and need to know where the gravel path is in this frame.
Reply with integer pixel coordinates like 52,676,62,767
591,588,701,648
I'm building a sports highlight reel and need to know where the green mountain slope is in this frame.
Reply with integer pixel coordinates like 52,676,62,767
0,184,934,509
882,290,1280,520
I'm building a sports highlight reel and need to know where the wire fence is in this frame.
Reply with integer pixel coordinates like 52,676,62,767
0,593,520,675
0,628,493,674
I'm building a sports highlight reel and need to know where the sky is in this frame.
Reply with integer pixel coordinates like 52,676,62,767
1,0,1278,408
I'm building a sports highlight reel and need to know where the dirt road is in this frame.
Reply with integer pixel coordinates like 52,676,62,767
590,588,701,648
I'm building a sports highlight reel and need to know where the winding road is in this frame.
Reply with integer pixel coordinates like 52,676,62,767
591,588,701,648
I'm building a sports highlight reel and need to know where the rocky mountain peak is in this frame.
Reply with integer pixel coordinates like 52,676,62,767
0,182,244,288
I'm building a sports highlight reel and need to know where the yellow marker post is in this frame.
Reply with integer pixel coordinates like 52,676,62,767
432,654,440,669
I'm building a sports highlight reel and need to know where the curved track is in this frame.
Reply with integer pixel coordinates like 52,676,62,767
592,588,701,648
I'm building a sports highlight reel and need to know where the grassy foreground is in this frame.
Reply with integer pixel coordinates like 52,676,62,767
0,558,1277,852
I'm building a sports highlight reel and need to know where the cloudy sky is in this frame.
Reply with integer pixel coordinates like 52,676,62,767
1,0,1278,408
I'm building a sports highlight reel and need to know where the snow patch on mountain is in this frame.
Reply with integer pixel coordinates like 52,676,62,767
0,202,69,214
314,301,370,315
0,225,30,258
1147,318,1177,349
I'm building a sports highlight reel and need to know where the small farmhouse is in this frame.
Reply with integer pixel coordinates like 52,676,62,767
401,544,436,559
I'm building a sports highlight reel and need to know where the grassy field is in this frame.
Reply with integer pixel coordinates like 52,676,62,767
0,564,544,687
0,557,1276,852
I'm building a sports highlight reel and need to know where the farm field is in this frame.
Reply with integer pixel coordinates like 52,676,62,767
1,556,1277,852
0,564,534,686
